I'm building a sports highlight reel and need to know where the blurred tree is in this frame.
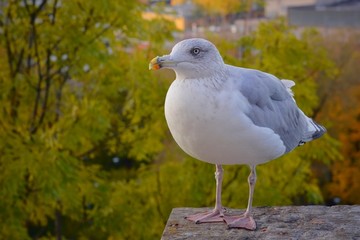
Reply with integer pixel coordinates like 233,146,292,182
0,0,174,239
327,86,360,204
193,0,242,16
317,32,360,204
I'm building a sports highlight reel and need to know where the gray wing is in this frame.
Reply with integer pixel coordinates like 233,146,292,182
238,69,307,153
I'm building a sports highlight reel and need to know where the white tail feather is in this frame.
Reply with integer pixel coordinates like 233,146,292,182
281,79,295,98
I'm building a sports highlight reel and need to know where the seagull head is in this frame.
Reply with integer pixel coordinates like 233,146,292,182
149,38,225,79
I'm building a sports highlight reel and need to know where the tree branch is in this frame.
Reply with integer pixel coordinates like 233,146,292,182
83,7,94,33
87,17,119,45
32,0,48,16
55,202,62,240
36,48,51,129
4,6,14,77
51,0,58,25
54,74,67,123
3,4,20,121
29,5,44,133
312,92,328,119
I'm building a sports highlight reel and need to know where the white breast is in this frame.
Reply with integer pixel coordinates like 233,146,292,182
165,79,286,166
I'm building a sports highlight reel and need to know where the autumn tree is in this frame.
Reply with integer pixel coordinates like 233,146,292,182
0,0,174,239
316,31,360,204
327,85,360,204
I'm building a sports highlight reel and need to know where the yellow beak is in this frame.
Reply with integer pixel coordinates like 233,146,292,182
149,56,161,70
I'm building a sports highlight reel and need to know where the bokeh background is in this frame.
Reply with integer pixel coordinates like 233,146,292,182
0,0,359,239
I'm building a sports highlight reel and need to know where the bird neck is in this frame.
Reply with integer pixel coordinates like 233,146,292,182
175,66,228,90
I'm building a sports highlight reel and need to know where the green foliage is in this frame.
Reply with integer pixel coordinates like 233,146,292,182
0,0,174,239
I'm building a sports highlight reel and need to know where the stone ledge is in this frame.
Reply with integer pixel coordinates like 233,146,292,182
161,205,360,240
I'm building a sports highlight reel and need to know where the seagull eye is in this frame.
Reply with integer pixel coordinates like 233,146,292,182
190,47,201,56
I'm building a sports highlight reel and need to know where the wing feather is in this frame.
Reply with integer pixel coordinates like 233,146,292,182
237,69,307,153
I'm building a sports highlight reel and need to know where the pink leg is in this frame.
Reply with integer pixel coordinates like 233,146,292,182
186,164,226,223
224,165,257,230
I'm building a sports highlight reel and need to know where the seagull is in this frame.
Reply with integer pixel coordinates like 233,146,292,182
149,38,325,230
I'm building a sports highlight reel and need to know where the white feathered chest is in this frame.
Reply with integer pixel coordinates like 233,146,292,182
164,77,286,165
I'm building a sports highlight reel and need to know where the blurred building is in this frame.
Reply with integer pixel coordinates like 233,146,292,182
288,0,360,28
265,0,317,18
142,0,190,31
144,0,360,40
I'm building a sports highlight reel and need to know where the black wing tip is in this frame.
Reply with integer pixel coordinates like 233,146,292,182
299,122,326,147
311,124,326,140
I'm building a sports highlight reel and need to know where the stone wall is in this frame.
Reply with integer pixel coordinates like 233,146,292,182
161,205,360,239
